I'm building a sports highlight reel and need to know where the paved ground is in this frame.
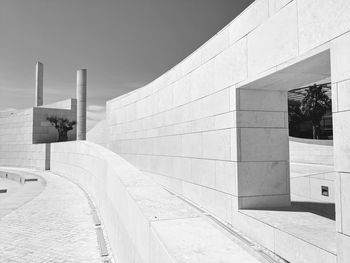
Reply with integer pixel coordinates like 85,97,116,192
0,168,102,263
0,178,20,201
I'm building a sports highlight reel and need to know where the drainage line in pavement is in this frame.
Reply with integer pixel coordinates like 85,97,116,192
52,172,114,263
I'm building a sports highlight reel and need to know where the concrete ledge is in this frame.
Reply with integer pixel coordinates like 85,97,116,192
0,168,46,219
289,137,333,146
50,141,270,263
0,143,48,170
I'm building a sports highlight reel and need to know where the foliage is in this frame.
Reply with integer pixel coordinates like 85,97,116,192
47,116,76,142
288,100,303,137
300,84,331,139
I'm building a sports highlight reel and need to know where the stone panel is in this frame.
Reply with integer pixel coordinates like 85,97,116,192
333,111,350,172
202,129,231,160
339,173,350,236
237,161,289,196
299,0,350,55
239,128,289,162
215,160,237,195
247,1,298,76
238,89,287,111
337,233,350,263
181,133,202,158
228,0,269,45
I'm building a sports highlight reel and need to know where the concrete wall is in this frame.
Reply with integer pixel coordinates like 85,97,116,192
0,99,77,169
87,120,108,147
2,0,350,261
0,109,47,169
0,109,33,145
289,137,333,166
331,30,350,262
289,137,335,202
50,141,264,263
0,143,48,169
39,99,76,110
106,0,350,223
105,1,350,261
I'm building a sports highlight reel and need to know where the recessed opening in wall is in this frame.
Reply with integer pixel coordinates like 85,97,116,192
238,49,337,257
288,82,332,140
288,78,335,211
285,51,335,221
322,186,329,197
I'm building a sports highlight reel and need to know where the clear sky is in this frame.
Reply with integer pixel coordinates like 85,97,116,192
0,0,254,129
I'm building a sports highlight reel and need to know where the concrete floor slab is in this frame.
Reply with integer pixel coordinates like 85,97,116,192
0,168,105,263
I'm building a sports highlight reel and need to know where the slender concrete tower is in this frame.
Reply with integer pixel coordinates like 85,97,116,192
35,62,44,106
76,69,87,140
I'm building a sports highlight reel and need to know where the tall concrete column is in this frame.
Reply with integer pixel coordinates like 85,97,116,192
232,88,290,210
76,69,87,140
35,62,43,106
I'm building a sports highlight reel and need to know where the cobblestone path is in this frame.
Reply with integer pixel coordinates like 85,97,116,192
0,169,101,263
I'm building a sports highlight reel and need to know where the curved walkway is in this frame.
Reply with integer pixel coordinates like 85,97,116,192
0,168,103,263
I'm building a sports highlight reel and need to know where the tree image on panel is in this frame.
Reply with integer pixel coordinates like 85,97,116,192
47,116,76,142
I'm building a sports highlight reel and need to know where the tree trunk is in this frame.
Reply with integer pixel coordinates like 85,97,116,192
312,122,321,139
58,130,68,142
312,125,316,139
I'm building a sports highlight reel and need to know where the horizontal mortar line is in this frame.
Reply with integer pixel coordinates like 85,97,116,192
108,0,272,107
141,169,237,197
119,152,288,163
112,126,288,141
110,108,287,127
109,20,291,111
290,172,335,179
239,193,290,198
334,76,350,84
291,177,335,182
53,158,235,201
332,109,350,114
340,232,350,239
108,71,237,108
112,127,234,139
109,86,233,119
111,120,288,134
108,22,259,108
141,169,289,198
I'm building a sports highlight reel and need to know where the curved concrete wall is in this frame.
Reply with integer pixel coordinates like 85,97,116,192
106,0,350,222
87,120,108,147
50,141,264,263
289,137,335,203
289,137,334,166
0,109,48,169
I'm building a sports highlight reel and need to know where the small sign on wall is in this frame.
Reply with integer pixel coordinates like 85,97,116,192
321,186,329,197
